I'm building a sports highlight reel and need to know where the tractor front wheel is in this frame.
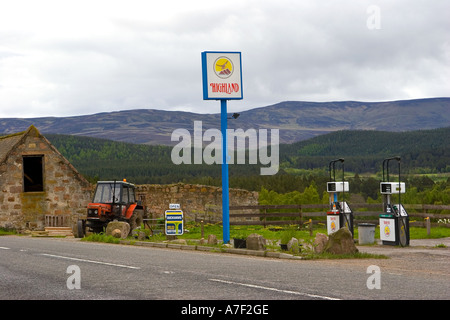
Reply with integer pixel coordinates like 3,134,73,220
76,220,86,238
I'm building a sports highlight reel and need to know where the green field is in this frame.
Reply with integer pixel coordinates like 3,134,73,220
177,222,450,242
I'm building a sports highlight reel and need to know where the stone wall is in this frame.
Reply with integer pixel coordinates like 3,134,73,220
0,131,92,231
136,183,259,222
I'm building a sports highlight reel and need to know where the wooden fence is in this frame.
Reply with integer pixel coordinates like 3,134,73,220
45,215,70,227
228,203,450,228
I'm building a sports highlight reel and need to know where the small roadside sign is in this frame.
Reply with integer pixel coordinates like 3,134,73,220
165,210,184,236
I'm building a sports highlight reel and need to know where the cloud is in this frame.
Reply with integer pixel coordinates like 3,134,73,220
0,0,449,118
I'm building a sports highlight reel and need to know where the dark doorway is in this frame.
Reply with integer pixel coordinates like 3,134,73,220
23,156,44,192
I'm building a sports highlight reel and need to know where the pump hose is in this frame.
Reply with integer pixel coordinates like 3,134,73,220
343,211,352,234
399,217,407,247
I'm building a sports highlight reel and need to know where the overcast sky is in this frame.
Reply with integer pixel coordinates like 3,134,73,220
0,0,449,118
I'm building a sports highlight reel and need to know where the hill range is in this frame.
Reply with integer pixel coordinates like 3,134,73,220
1,97,449,145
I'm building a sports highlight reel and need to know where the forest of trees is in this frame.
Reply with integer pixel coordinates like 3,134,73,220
279,127,450,173
45,126,450,205
257,175,449,207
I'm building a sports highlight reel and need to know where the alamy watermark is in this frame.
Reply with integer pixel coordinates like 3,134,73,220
66,265,81,290
171,121,279,175
366,265,381,290
367,5,381,30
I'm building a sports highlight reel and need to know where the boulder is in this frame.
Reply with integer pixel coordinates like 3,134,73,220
287,237,300,254
246,233,266,250
111,229,122,238
169,239,187,245
105,221,130,239
324,227,358,255
207,234,218,245
314,233,329,254
138,231,148,241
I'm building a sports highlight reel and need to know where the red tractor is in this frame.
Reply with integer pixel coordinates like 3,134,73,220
77,180,144,238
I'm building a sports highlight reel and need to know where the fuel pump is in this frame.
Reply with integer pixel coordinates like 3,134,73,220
326,159,354,237
379,156,410,246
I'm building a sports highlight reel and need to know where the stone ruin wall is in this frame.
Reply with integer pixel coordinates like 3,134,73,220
1,177,258,230
0,134,92,231
136,183,259,222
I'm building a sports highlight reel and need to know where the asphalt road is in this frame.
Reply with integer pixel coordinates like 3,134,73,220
1,236,448,305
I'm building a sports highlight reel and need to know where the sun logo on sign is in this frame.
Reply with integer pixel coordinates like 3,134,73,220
214,57,234,79
330,221,336,232
384,226,390,237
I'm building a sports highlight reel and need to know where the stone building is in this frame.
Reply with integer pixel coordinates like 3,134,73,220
0,125,92,231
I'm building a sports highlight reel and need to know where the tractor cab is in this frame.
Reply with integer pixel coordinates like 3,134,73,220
77,180,144,237
89,181,137,218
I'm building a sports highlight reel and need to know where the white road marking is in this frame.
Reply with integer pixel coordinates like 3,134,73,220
40,253,141,269
0,247,10,250
209,278,340,300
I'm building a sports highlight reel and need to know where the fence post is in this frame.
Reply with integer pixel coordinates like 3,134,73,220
299,205,302,230
263,207,267,228
201,220,204,239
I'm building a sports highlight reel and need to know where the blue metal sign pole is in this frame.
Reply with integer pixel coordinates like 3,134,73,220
201,51,242,245
221,99,230,244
